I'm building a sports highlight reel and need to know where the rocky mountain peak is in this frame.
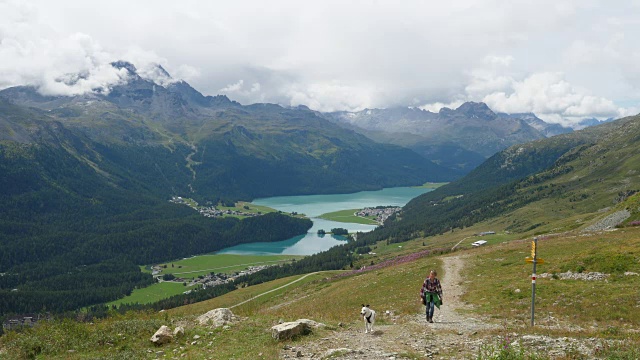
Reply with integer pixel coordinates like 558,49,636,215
110,60,138,75
454,102,495,118
155,65,171,78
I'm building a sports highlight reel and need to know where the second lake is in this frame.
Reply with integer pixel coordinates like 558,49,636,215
216,187,433,255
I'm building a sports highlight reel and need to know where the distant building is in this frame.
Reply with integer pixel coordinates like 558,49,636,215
2,314,47,331
477,231,495,236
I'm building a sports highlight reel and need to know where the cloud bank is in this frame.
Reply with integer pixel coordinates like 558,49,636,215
1,0,639,126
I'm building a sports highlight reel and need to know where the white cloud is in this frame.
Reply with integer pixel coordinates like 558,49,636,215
0,1,194,95
220,80,245,93
480,72,627,126
219,79,265,103
284,82,376,113
173,65,201,82
420,53,635,126
419,101,465,113
0,0,638,122
0,3,127,95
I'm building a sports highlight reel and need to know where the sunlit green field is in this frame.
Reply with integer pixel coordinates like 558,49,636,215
416,182,448,189
317,208,378,225
152,254,304,279
125,254,305,307
107,282,187,306
217,201,279,218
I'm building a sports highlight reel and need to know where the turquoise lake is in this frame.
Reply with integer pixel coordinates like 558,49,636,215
217,187,432,255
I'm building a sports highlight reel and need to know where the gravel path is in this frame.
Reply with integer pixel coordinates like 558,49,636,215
279,255,499,359
414,255,498,333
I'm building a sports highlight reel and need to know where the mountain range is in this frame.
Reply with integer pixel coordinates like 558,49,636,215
0,60,631,317
322,102,587,176
1,61,454,200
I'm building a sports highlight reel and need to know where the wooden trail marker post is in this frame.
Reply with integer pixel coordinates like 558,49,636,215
524,236,545,326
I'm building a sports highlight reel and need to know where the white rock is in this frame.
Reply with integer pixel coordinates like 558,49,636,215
270,319,324,340
150,325,173,345
196,308,238,327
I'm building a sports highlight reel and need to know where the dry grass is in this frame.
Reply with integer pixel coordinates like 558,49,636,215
462,227,640,333
2,226,639,359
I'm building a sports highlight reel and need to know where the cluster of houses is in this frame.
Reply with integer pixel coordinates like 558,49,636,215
153,264,277,291
2,314,48,331
169,196,260,218
355,206,402,224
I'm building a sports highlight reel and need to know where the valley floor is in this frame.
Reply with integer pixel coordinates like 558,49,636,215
278,255,616,359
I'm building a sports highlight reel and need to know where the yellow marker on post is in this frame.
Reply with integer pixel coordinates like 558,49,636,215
531,241,536,258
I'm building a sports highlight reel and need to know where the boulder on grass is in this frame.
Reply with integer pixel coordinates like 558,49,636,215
271,319,324,340
150,325,173,345
196,308,238,327
271,321,310,340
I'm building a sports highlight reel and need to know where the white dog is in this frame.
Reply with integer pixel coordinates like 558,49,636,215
360,304,376,333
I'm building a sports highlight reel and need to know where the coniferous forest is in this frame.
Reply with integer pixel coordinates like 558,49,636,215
0,139,312,316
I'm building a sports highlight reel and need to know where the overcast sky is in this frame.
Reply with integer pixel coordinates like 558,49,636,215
2,0,640,126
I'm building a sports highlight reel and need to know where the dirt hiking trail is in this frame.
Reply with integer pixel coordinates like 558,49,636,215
278,254,610,359
279,255,500,359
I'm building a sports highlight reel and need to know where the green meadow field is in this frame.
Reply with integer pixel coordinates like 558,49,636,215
107,282,187,306
317,209,378,225
151,254,304,279
119,254,304,306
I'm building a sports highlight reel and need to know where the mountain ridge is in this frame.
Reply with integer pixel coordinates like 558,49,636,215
321,102,552,175
0,61,455,315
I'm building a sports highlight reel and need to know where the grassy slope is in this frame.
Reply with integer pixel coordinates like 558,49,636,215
3,221,638,359
117,255,304,306
464,230,640,327
3,116,640,358
107,282,188,307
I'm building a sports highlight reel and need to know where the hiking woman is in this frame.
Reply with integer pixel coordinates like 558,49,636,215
419,270,442,323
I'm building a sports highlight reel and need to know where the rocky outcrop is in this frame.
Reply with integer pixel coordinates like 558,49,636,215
582,210,630,232
539,271,609,281
150,325,173,345
196,308,239,327
271,319,325,340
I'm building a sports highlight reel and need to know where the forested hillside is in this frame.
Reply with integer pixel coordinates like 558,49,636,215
362,114,640,243
0,62,459,315
0,120,311,313
199,114,640,302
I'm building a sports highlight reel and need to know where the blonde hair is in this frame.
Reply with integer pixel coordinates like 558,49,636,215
429,270,437,276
